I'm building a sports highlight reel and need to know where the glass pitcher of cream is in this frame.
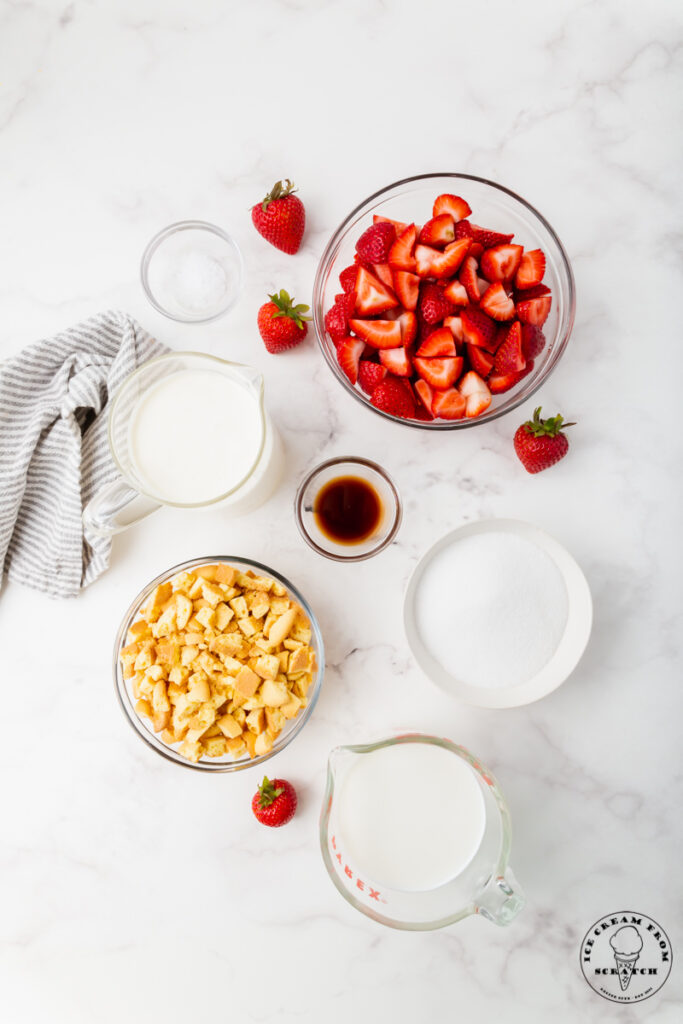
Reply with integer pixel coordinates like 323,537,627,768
320,734,525,930
83,352,282,536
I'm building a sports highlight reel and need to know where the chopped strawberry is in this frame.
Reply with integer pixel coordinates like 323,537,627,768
443,316,464,344
413,402,434,421
460,307,498,352
392,270,420,311
414,378,434,415
336,337,365,385
470,224,514,247
464,392,492,418
488,369,526,394
380,346,413,377
354,266,398,315
419,282,457,324
516,285,552,326
443,279,469,306
454,220,474,240
458,371,492,417
466,343,494,377
515,283,551,300
355,221,396,264
324,292,355,341
416,327,457,358
371,263,394,289
432,387,466,420
373,214,409,234
370,377,416,419
459,256,482,302
480,244,524,283
414,244,440,278
515,248,546,290
521,323,546,360
328,193,550,422
388,224,418,271
493,321,526,373
349,317,402,349
339,265,358,294
429,238,472,279
413,356,463,389
358,360,387,395
397,311,418,346
479,281,515,321
433,194,472,222
418,214,455,248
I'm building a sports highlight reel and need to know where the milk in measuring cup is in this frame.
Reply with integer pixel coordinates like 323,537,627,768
335,741,486,892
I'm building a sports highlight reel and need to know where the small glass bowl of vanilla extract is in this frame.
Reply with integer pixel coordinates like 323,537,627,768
294,457,402,561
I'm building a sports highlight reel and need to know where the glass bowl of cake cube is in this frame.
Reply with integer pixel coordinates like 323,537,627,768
114,557,324,771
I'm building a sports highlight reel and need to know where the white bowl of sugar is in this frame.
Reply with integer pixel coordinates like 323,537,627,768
404,519,593,708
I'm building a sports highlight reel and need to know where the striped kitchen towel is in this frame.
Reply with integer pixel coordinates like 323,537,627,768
0,311,167,598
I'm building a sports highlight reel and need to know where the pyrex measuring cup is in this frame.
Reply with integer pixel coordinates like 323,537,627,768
320,734,525,930
83,352,282,536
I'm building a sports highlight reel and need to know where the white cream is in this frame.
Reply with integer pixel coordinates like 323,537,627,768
336,742,485,892
129,369,263,505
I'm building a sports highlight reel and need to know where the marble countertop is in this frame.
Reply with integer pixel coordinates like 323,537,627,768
1,1,681,1021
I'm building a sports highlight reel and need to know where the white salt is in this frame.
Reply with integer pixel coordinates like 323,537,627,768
170,248,228,313
415,532,568,689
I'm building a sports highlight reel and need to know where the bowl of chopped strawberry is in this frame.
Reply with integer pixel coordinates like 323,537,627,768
313,174,575,428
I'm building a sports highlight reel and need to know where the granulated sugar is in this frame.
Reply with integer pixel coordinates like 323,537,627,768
415,531,568,689
171,248,228,313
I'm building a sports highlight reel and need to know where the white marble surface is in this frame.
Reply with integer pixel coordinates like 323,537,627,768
1,1,682,1021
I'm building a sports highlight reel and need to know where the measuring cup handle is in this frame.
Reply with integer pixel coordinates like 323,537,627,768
476,867,525,926
83,478,161,537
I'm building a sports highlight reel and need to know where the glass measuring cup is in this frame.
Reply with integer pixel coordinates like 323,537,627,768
320,733,525,930
83,352,282,536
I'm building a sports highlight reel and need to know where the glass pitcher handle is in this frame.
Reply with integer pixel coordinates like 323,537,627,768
83,478,161,537
476,868,525,926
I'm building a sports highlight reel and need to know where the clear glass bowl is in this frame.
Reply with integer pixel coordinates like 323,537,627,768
113,556,324,772
141,220,243,323
294,456,402,561
312,173,575,430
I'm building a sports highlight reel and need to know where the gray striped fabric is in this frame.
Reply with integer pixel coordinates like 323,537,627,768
0,311,167,598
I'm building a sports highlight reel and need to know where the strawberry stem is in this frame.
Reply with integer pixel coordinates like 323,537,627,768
258,776,284,808
261,179,297,211
523,406,575,438
268,289,311,328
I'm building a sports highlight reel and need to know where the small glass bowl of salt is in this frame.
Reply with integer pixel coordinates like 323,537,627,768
141,220,243,323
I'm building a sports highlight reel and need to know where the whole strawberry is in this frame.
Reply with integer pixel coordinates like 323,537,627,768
257,290,310,353
252,776,297,827
251,179,305,254
514,407,575,474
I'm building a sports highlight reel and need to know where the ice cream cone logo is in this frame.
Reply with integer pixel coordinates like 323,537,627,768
609,925,643,991
580,911,672,1004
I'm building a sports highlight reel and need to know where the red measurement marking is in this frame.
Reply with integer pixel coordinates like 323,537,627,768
329,837,386,903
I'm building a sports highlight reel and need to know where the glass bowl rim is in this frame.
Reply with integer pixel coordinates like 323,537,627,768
140,219,244,324
294,455,403,562
312,171,576,430
318,732,513,930
113,555,325,772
